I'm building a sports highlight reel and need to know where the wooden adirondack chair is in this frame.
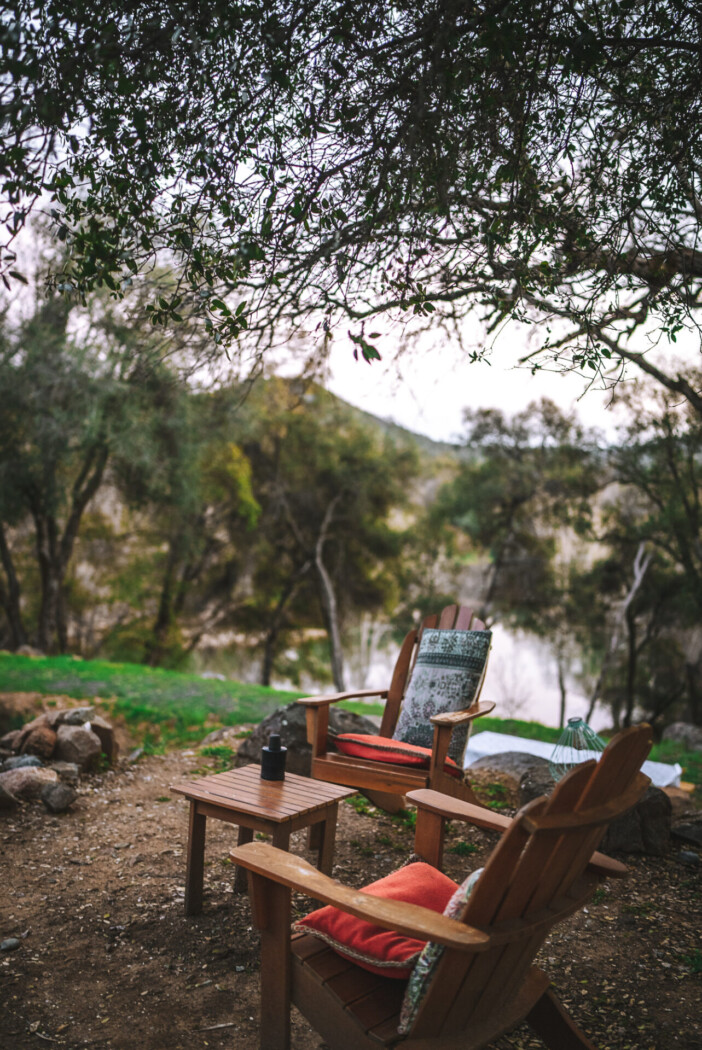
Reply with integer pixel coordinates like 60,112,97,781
231,724,652,1050
299,605,495,810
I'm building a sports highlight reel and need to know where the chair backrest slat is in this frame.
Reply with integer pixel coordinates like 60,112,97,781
378,629,418,738
407,725,652,1040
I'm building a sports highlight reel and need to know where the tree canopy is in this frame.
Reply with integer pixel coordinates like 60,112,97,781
3,1,702,394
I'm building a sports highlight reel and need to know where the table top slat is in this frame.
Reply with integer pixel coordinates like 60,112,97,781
171,765,355,823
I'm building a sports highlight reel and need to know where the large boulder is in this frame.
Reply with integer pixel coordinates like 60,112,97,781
600,786,672,855
662,722,702,752
0,766,58,800
1,754,43,772
469,752,552,783
47,761,81,785
519,766,558,806
87,715,118,764
53,724,101,771
58,707,96,726
671,815,702,849
41,781,77,814
0,782,19,810
235,701,380,777
20,723,57,760
0,729,23,752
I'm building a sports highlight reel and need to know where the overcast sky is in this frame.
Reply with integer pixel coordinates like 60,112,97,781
324,322,634,444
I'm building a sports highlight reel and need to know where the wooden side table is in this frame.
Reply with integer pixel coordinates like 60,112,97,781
171,764,355,915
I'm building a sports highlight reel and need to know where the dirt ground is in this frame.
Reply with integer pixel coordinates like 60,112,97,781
1,707,701,1050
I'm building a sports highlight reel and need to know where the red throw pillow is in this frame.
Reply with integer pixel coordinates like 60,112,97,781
334,733,463,778
293,862,459,978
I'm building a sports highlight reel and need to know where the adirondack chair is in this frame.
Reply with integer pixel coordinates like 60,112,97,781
231,724,652,1050
299,605,495,811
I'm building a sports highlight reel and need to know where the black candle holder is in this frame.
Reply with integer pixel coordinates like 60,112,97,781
261,732,287,781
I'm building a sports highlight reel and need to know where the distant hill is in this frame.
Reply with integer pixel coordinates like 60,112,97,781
333,396,469,460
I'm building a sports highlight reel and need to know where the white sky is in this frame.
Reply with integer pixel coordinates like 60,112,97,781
324,322,638,443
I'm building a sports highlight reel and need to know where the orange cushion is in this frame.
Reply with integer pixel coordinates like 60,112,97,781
334,733,463,778
293,862,459,978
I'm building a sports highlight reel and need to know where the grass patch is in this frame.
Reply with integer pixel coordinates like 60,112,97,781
679,948,702,974
346,795,376,817
0,652,300,750
2,653,699,783
199,745,236,772
649,738,702,787
447,841,478,856
337,700,385,718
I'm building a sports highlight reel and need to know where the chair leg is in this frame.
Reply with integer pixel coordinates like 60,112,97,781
526,988,598,1050
413,806,445,869
249,873,292,1050
363,789,407,813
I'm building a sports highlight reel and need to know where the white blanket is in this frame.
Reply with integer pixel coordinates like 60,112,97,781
464,730,681,788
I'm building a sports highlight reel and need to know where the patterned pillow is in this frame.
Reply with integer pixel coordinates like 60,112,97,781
398,866,484,1034
393,629,492,763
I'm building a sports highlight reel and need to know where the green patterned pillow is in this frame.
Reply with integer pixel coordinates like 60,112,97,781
398,866,484,1035
393,629,492,763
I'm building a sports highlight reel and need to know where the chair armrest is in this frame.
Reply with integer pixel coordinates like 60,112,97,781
297,689,388,707
430,700,496,726
408,790,511,830
407,789,628,878
230,841,490,951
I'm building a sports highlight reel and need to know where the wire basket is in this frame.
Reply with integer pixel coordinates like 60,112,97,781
549,717,606,782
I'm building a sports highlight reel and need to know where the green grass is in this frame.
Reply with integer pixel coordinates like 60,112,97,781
1,653,699,784
0,652,300,751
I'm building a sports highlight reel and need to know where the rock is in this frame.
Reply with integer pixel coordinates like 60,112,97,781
16,644,44,657
0,729,22,751
661,722,702,751
47,761,81,785
0,782,19,810
126,748,144,765
200,726,249,747
235,701,380,777
41,781,77,813
1,754,43,771
20,723,57,760
86,715,118,764
469,752,552,782
600,786,672,855
0,766,58,800
58,706,96,726
53,724,101,771
519,766,557,805
0,938,20,951
677,849,700,867
671,818,702,848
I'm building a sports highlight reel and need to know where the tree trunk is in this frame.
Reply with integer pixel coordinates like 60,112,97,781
586,542,651,722
34,512,61,653
146,540,181,666
260,562,312,686
314,496,345,692
623,607,637,728
33,441,110,654
557,654,567,729
0,524,28,648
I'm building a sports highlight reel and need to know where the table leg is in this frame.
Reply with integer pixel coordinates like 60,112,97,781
272,825,291,854
185,803,206,916
316,803,338,876
307,823,322,851
234,826,254,893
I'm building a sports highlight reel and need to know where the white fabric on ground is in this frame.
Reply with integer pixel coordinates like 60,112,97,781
464,730,681,788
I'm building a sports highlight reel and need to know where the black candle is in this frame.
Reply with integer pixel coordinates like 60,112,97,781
261,732,287,780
